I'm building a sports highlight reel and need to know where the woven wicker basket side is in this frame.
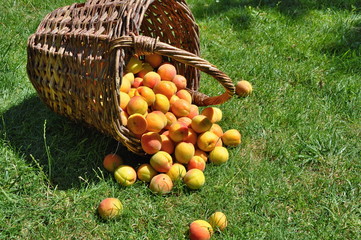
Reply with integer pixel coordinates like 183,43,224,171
33,0,200,89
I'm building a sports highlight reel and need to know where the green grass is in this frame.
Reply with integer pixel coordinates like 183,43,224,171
1,0,360,239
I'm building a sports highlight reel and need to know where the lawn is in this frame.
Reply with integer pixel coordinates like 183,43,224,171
0,0,360,239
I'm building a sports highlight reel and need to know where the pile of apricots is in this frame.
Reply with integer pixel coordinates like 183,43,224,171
99,54,253,239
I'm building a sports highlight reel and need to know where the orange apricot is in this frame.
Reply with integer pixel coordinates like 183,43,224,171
152,93,170,113
153,81,177,99
172,74,187,90
187,156,206,171
127,113,148,135
160,134,175,154
187,104,199,119
137,86,156,106
141,132,162,154
164,112,177,130
132,77,143,88
157,63,176,81
146,111,167,133
127,96,148,115
143,71,161,89
170,99,191,118
176,89,192,104
145,54,163,68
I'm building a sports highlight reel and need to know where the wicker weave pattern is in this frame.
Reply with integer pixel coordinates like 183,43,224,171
27,0,235,155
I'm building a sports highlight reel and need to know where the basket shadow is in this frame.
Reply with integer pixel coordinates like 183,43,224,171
0,95,147,190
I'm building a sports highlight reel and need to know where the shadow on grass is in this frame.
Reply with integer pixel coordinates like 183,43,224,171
192,0,360,76
0,95,147,190
191,0,360,20
321,18,361,70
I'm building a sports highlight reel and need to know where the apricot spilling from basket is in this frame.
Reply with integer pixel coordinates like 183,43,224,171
99,55,239,237
149,173,174,195
137,163,157,182
103,153,123,172
113,165,137,187
105,55,242,194
97,198,123,220
235,79,253,97
189,219,213,240
208,211,228,231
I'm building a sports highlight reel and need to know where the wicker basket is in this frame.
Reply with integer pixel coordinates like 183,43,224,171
27,0,235,155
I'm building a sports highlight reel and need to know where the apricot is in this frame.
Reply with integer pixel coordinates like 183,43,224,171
183,128,198,145
176,89,192,104
122,72,135,85
120,78,131,93
119,91,130,110
132,77,143,88
222,129,241,146
157,63,176,81
153,81,177,99
174,142,195,164
172,74,187,91
126,56,143,74
209,123,224,138
143,71,161,89
187,156,206,171
187,104,199,119
114,165,137,186
171,99,191,117
137,63,153,78
168,121,188,142
127,113,148,135
166,163,186,181
149,173,173,195
103,153,123,172
98,198,123,220
194,149,208,162
154,111,168,127
145,54,163,68
127,96,148,116
191,115,212,133
141,132,162,154
137,86,156,106
164,112,177,129
152,93,170,113
146,111,167,133
209,146,229,165
169,95,180,106
128,88,139,98
150,151,173,173
235,80,253,97
189,220,213,240
162,130,169,137
197,131,220,152
209,212,227,231
183,169,205,190
177,116,192,128
120,111,128,126
160,134,175,154
137,163,157,182
201,107,222,123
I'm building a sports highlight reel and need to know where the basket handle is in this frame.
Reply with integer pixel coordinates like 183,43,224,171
110,35,235,106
